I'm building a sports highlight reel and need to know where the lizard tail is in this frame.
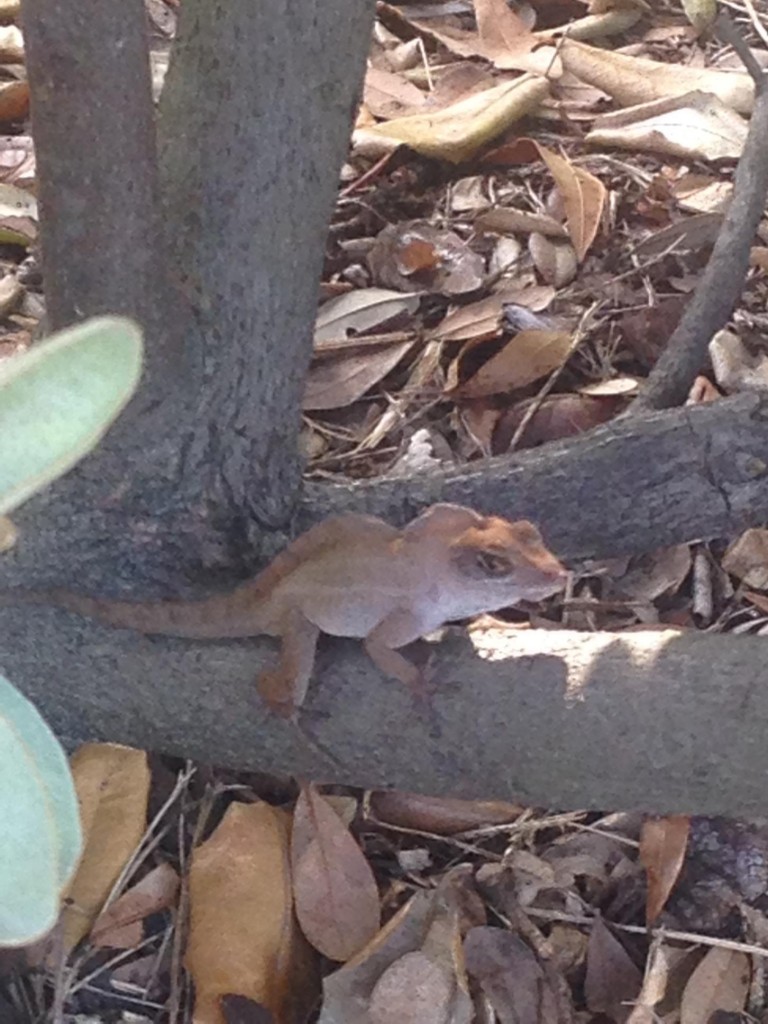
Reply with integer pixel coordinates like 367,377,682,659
4,581,274,639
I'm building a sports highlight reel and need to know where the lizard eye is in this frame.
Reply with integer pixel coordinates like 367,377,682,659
474,550,512,576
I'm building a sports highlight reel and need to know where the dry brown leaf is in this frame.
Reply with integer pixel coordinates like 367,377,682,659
405,0,560,77
589,92,748,162
315,288,420,347
368,951,457,1024
492,392,623,451
455,328,573,399
485,137,606,260
633,211,723,259
186,800,313,1024
585,917,642,1024
370,791,523,835
744,590,768,614
367,222,484,295
529,233,578,286
428,285,554,344
639,815,690,925
363,66,427,120
59,744,150,953
292,784,380,962
90,862,179,949
559,38,754,114
353,75,550,164
318,871,477,1023
680,948,750,1024
614,545,692,603
0,134,34,186
722,529,768,589
476,207,569,239
686,375,722,404
303,337,413,411
464,926,559,1024
0,79,26,122
319,890,435,1023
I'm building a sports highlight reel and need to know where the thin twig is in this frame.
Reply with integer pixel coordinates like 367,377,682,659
631,12,768,412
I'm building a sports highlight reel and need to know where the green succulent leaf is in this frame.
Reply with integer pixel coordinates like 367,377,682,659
0,674,82,946
0,316,143,515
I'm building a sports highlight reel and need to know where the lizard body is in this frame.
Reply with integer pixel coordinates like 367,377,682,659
4,504,566,716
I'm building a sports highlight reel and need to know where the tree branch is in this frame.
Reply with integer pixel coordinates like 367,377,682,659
304,393,768,562
3,605,768,816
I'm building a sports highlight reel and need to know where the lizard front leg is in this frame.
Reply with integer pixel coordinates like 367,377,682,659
364,609,437,715
257,608,320,719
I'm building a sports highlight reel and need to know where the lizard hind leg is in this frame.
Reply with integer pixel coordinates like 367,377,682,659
256,610,320,719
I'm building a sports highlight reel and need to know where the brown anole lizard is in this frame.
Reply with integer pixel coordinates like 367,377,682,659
3,504,566,718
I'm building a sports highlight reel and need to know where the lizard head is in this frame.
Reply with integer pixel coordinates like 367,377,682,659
449,516,567,605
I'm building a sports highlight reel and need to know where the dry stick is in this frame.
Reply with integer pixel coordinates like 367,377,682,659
630,12,768,413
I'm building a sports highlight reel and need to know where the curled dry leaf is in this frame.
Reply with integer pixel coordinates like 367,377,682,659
369,790,523,835
292,784,380,962
625,938,672,1024
588,92,748,162
430,284,555,345
680,947,750,1024
633,212,723,258
0,80,27,123
315,288,420,347
400,0,560,77
0,24,23,62
559,37,754,115
476,207,569,239
639,815,690,925
303,337,414,411
453,328,573,400
60,743,150,953
353,75,550,164
722,529,768,590
186,800,313,1024
318,890,435,1024
613,545,692,603
484,137,606,260
0,182,37,246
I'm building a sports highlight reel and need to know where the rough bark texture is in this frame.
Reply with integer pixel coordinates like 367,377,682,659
157,0,375,529
304,393,768,562
4,609,768,816
21,0,182,409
